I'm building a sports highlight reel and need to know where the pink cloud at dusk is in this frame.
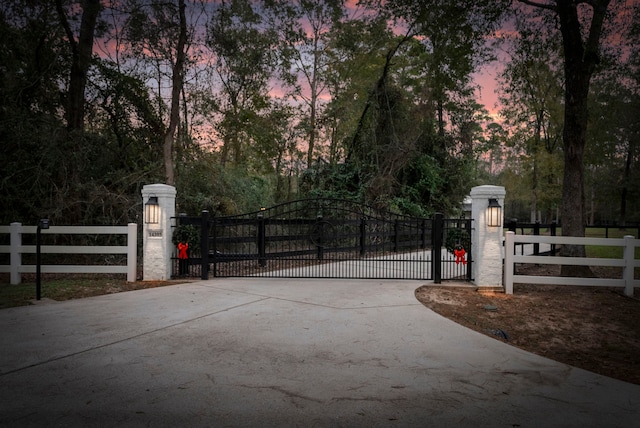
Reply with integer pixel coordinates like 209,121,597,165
473,61,506,119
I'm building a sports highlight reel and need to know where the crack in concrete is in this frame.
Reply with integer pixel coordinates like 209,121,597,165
0,297,271,377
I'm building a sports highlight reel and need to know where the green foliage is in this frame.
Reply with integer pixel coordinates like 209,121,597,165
299,162,364,202
172,224,200,251
1,0,633,230
176,150,275,216
445,228,471,255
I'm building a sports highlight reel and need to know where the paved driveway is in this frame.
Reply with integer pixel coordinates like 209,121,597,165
1,278,639,427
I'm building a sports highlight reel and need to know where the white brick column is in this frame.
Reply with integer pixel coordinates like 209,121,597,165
142,184,176,281
470,185,505,288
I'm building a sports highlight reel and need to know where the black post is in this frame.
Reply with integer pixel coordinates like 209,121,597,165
393,219,399,252
257,213,266,267
36,219,49,300
551,221,557,255
420,219,426,249
359,218,366,257
433,213,443,284
36,224,42,301
466,219,473,280
200,210,209,280
316,216,324,261
533,221,540,255
211,216,218,278
177,214,188,276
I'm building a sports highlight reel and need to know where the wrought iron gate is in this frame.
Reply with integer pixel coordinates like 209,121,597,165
172,198,472,281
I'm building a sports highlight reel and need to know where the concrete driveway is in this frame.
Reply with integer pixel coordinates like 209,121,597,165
1,278,638,427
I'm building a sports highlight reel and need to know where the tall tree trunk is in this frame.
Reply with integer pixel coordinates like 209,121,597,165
163,0,187,186
56,0,101,131
519,0,611,276
556,0,609,276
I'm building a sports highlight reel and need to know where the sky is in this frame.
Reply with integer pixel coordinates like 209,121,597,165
474,66,503,119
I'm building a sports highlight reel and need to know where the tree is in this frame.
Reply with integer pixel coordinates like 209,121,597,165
115,0,198,184
55,0,102,131
264,0,345,168
586,58,640,226
497,11,564,222
121,0,195,185
516,0,612,272
338,0,509,213
0,1,66,223
323,15,394,165
206,0,278,166
373,0,508,137
162,0,187,186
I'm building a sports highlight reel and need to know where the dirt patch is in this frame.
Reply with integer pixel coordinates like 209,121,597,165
415,267,640,385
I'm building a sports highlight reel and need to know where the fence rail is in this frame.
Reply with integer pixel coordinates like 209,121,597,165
0,223,137,284
504,232,640,296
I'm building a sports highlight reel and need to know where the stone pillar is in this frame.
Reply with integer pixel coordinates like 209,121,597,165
470,185,505,289
142,184,176,281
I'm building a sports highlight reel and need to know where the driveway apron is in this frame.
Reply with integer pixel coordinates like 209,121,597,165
1,278,638,427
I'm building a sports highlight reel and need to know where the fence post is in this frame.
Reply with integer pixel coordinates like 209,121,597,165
432,213,443,284
257,213,266,267
504,232,515,294
466,219,473,280
533,222,540,255
359,218,366,256
393,219,399,252
211,216,218,278
10,222,21,285
201,210,210,279
623,235,635,297
127,223,137,282
316,215,324,261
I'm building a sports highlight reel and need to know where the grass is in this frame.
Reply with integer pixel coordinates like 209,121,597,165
509,226,640,259
0,275,179,309
585,228,640,259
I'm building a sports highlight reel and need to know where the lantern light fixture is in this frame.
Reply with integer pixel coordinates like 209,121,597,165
487,198,502,227
145,196,160,224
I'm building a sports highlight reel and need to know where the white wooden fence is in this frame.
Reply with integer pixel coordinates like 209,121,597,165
0,223,137,284
504,231,640,296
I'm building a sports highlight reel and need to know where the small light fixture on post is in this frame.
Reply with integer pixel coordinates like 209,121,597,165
487,198,502,227
145,196,160,224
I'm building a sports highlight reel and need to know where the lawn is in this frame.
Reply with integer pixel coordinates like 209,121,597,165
0,276,179,309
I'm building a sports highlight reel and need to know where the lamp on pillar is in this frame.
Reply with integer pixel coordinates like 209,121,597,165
487,198,502,227
145,196,160,224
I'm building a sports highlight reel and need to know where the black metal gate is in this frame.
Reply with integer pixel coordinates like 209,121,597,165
172,198,472,282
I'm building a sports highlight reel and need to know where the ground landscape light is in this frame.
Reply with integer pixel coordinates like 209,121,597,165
487,198,502,228
145,196,160,224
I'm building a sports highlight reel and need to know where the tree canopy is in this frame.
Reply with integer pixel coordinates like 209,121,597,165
0,0,637,228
